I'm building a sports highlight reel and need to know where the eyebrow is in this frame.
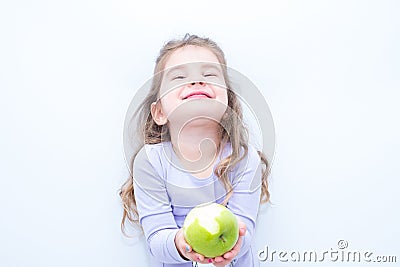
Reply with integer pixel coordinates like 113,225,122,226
164,65,186,78
200,63,223,73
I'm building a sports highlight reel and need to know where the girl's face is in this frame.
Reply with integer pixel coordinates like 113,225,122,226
151,45,228,127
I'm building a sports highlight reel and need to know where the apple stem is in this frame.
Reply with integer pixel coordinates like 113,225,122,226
219,234,226,243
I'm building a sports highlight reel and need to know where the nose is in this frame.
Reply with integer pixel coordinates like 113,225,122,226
189,81,205,86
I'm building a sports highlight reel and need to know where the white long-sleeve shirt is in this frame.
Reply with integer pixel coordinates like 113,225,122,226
133,141,262,267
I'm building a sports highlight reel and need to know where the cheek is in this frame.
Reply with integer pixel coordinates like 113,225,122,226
159,78,178,100
214,86,228,105
159,90,180,116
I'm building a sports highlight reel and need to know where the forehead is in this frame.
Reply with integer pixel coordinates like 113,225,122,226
164,45,220,70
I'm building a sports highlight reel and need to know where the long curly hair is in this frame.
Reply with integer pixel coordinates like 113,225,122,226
119,34,270,234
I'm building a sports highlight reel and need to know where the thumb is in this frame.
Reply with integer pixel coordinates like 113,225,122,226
185,243,192,253
238,221,246,236
175,229,192,256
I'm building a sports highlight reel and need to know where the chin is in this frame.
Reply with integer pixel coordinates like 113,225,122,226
168,99,227,127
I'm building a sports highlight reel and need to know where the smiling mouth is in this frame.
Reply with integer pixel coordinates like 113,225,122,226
183,92,212,100
184,94,211,100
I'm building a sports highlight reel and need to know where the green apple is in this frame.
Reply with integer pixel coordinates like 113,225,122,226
183,203,239,258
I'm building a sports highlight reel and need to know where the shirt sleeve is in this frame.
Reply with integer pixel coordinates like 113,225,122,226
133,145,190,264
226,145,262,259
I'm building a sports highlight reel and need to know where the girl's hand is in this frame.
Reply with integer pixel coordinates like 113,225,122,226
174,219,246,266
174,228,213,264
212,220,246,267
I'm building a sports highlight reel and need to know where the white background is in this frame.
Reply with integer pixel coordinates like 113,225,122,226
1,1,399,266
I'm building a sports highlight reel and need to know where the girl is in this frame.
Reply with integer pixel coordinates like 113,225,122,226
120,34,270,267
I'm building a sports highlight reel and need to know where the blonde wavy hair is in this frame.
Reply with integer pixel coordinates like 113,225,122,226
120,34,270,234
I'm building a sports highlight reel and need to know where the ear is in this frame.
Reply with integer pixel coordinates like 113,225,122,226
151,101,168,125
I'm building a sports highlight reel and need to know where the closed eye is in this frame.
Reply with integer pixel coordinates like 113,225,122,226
172,75,186,80
204,73,217,78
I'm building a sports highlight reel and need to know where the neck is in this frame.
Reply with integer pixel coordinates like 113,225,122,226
169,120,221,173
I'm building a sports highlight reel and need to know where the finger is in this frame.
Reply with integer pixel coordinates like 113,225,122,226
176,229,192,257
213,256,224,263
230,237,243,254
179,243,192,260
223,236,243,260
238,221,246,236
227,238,242,255
236,235,243,248
222,251,234,260
213,262,227,267
199,257,214,264
185,252,201,263
182,245,203,262
193,252,204,262
239,227,246,236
